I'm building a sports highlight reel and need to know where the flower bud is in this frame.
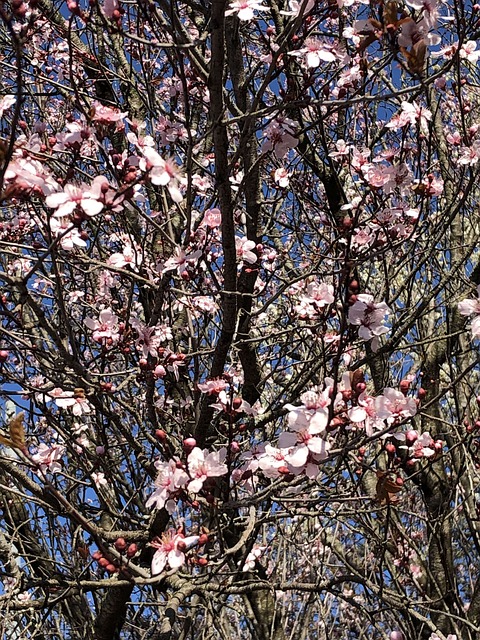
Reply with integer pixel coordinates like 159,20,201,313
183,437,196,450
114,538,127,552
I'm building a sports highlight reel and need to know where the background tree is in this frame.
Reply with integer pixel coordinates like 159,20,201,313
0,0,479,639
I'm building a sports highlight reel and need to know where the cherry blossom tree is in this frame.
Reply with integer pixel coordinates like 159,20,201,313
0,0,480,639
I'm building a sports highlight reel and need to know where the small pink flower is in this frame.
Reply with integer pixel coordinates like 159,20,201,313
225,0,268,21
261,118,298,158
201,208,222,228
289,38,337,68
32,443,66,474
161,247,202,275
460,41,480,62
197,378,228,395
150,531,199,575
187,447,228,493
91,101,127,123
146,459,189,512
108,244,143,271
140,148,185,202
91,472,108,487
46,183,104,218
0,94,15,118
242,545,267,571
235,237,257,264
458,286,480,338
274,168,290,187
348,294,390,350
84,308,120,343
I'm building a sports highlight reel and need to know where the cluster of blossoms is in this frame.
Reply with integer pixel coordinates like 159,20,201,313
2,106,184,252
146,446,228,513
31,442,66,475
289,279,335,320
45,387,93,416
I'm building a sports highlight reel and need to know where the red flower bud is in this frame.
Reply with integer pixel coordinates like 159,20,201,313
114,538,127,552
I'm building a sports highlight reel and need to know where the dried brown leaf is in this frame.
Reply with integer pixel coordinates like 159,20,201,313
7,412,25,449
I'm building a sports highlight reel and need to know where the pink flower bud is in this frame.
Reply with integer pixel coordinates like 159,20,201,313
405,430,418,445
183,437,196,450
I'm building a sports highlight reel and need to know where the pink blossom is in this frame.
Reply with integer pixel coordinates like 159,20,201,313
32,443,66,474
261,118,298,158
191,296,218,314
329,139,352,158
280,0,314,17
348,392,386,436
375,388,417,424
305,281,335,307
225,0,268,21
411,432,439,458
278,410,330,471
460,41,480,63
48,387,76,409
290,38,337,68
46,183,104,218
274,168,291,187
84,308,119,343
257,444,288,478
146,459,189,512
348,294,390,350
91,102,127,123
280,389,332,473
197,378,228,395
236,237,257,264
150,530,199,575
91,472,108,487
71,395,92,416
0,94,15,118
201,208,222,228
458,286,480,338
242,545,267,571
161,247,202,275
108,243,143,271
49,217,87,251
211,389,257,415
458,141,480,166
103,0,118,18
187,447,228,493
140,147,185,202
386,102,432,132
